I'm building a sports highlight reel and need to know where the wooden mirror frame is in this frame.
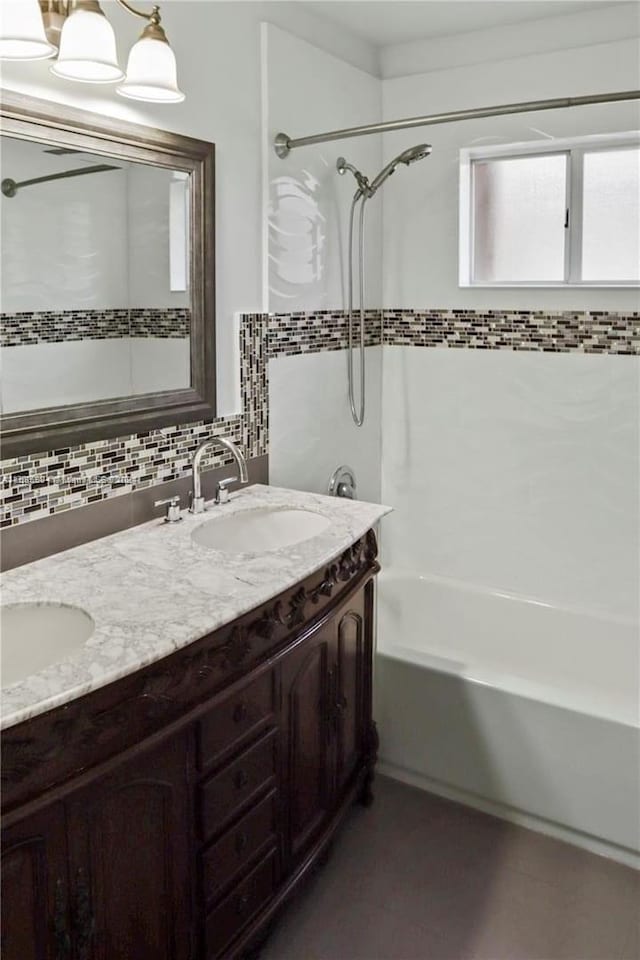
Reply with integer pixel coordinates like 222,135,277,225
0,91,215,457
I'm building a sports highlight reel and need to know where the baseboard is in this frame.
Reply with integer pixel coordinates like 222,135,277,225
377,760,640,871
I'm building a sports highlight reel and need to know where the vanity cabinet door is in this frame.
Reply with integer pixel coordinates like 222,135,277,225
1,804,70,960
334,588,369,797
281,625,333,865
65,733,193,960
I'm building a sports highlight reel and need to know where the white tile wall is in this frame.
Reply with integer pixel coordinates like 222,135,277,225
269,347,382,504
381,347,640,620
264,23,382,314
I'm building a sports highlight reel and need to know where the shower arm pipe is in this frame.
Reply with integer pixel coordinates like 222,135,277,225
274,89,640,157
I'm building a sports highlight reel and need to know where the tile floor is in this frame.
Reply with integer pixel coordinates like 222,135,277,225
262,776,639,960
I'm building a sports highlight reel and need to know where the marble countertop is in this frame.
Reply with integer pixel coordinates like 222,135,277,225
1,485,391,730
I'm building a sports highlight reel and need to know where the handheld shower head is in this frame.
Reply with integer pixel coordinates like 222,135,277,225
338,142,432,429
399,143,432,164
368,143,432,194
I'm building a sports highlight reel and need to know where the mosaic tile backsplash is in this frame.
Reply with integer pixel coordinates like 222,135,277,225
265,308,640,356
267,309,382,356
1,313,266,529
1,308,637,528
383,309,640,354
1,308,191,346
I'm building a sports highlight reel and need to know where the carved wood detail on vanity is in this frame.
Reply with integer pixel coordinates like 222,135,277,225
2,530,380,960
253,529,377,640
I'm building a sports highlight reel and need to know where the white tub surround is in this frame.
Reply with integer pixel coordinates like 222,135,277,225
0,484,391,730
376,572,640,864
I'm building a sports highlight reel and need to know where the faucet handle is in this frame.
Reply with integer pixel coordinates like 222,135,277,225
215,476,238,505
154,495,182,523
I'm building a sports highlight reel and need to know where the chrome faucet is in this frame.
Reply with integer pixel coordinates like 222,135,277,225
190,436,249,513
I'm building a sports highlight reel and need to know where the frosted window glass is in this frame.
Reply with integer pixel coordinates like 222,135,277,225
472,154,567,282
582,148,640,282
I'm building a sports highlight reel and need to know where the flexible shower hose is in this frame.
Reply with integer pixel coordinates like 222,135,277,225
347,192,368,426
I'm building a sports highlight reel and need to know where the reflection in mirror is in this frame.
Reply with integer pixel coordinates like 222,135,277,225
0,135,191,414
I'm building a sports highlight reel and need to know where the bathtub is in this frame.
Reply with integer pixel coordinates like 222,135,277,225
375,570,640,865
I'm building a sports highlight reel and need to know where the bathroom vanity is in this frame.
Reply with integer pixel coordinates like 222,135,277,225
1,486,389,960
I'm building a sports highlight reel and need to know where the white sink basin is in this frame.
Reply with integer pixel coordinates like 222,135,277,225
1,603,95,686
191,507,331,554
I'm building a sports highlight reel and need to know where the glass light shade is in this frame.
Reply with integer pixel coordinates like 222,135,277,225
51,7,123,83
117,37,185,103
0,0,56,60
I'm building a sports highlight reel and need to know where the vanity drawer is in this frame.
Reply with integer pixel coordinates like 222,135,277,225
205,849,277,959
201,789,278,906
199,731,277,840
198,669,276,770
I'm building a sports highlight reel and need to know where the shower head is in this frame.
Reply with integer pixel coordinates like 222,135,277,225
337,143,431,200
368,143,432,195
401,143,432,164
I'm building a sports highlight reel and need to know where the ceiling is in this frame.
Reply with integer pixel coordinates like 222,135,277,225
303,1,621,47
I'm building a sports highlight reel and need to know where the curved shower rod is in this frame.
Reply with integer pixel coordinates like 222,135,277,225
274,89,640,157
1,164,120,198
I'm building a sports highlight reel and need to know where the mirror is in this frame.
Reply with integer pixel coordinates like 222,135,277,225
0,92,215,456
1,137,192,411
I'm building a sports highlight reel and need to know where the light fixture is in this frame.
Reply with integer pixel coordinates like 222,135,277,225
0,0,57,60
117,11,185,103
51,1,124,83
0,1,185,103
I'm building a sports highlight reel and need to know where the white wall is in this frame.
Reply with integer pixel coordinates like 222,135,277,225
381,348,639,620
381,33,640,310
264,23,382,313
381,3,640,79
264,24,383,501
269,347,382,503
379,16,640,615
379,16,640,612
0,0,377,416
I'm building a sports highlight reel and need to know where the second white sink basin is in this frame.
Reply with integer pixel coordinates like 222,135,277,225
191,507,331,554
1,602,95,687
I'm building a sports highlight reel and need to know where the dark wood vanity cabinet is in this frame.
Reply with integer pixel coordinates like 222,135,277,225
64,734,193,960
1,531,379,960
283,586,370,869
1,804,69,960
2,736,193,960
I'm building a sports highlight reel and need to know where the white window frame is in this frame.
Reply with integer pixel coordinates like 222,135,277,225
459,131,640,288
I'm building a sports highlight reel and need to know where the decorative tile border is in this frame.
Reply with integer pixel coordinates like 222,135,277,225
241,313,269,460
129,309,191,339
267,310,382,358
0,307,191,346
265,308,640,357
0,313,265,528
1,306,636,529
383,309,640,354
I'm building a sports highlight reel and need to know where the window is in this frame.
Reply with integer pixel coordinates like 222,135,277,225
460,134,640,287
